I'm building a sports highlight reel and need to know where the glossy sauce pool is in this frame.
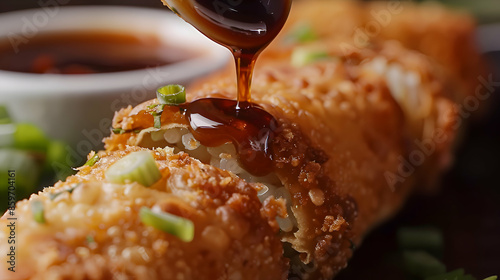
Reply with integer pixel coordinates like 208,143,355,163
0,31,196,74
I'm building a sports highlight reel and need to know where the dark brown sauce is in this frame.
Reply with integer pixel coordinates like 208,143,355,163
165,0,291,175
181,98,277,176
164,0,291,103
0,31,195,74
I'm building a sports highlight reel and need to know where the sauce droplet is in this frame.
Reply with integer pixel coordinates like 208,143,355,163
163,0,291,175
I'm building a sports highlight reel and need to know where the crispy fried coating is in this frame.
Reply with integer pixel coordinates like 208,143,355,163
1,2,484,280
263,0,486,102
0,147,288,280
105,37,464,279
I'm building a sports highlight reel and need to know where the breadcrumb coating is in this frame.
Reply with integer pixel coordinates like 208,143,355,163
0,147,288,280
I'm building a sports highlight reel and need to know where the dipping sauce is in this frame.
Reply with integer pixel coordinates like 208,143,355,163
182,98,277,176
163,0,292,175
0,31,196,74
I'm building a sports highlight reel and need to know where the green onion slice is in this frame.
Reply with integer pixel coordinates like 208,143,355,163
483,276,498,280
291,47,329,67
31,200,46,224
105,151,161,187
49,184,81,200
112,128,126,134
140,207,194,242
285,23,318,44
86,235,95,244
84,154,100,167
156,84,186,105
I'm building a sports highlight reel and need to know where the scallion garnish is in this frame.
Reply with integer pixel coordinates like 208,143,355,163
139,207,194,242
84,154,100,167
49,183,81,200
153,112,162,129
86,235,95,244
105,151,161,187
285,23,318,44
31,200,46,224
156,84,186,105
112,128,126,134
291,47,329,67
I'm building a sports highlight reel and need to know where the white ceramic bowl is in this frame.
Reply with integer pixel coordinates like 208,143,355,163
0,6,229,160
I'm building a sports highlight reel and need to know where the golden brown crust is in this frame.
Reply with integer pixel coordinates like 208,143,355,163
263,0,486,102
103,37,466,279
0,147,288,280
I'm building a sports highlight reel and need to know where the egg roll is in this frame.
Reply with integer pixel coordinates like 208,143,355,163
0,147,288,280
0,1,486,280
103,37,463,279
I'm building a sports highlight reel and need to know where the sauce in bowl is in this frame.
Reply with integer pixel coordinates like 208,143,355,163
0,31,197,74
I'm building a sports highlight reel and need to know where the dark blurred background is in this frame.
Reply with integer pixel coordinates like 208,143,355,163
1,0,499,279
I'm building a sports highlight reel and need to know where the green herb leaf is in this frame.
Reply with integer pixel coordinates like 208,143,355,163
156,84,186,105
31,200,46,224
84,154,100,167
140,207,194,242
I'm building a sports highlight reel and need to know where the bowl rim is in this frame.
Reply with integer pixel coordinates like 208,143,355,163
0,5,230,96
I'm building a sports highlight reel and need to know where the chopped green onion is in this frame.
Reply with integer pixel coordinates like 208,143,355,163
398,227,443,258
112,128,126,134
148,104,166,129
0,106,11,124
105,151,161,187
403,251,446,278
483,276,498,280
86,235,95,244
285,23,318,44
139,207,194,242
153,112,162,129
13,123,50,152
156,84,186,105
49,184,81,200
31,200,46,224
84,154,100,167
291,47,329,67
